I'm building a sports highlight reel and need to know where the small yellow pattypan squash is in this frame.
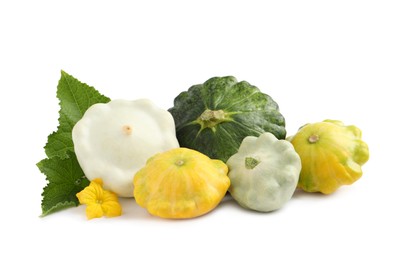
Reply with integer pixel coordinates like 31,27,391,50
133,148,230,219
289,120,369,194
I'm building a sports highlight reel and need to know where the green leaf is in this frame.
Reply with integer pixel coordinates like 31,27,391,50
37,152,90,217
44,132,74,159
38,70,111,216
44,70,110,159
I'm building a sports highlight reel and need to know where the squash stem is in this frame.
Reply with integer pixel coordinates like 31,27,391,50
308,134,319,143
197,109,230,129
245,157,260,170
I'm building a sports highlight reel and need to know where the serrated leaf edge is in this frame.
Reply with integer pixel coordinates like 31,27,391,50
40,201,77,217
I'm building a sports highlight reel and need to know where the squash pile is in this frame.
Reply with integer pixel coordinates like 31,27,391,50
165,76,368,216
44,74,370,220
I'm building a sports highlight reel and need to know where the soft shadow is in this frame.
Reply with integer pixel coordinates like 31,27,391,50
118,197,164,222
118,197,225,223
216,193,284,216
119,193,278,221
291,188,348,200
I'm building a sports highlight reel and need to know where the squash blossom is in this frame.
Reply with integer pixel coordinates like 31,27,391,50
76,178,122,219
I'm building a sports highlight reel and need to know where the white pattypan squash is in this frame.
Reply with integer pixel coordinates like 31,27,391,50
72,99,179,197
227,132,301,212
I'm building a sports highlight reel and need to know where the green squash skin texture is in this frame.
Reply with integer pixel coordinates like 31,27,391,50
168,76,286,162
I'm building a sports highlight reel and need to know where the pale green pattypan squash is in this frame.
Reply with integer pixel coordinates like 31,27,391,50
227,132,301,212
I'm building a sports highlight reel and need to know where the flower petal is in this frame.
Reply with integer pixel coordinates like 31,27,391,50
101,201,122,218
85,204,104,220
90,179,105,201
76,187,96,205
76,181,104,205
93,178,103,186
102,190,119,202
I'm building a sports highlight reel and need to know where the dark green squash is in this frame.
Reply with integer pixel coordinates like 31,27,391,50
168,76,286,162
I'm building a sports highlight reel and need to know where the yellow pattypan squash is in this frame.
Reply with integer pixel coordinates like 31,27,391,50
133,148,230,219
289,120,369,194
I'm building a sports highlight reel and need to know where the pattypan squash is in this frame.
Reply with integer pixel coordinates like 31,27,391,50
72,99,179,197
289,120,369,194
227,132,301,212
169,76,286,162
133,148,230,219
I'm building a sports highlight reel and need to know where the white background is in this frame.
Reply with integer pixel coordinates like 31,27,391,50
1,0,407,259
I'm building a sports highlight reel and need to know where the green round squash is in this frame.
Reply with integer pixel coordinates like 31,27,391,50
168,76,286,162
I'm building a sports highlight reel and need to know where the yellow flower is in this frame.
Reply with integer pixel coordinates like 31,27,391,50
76,178,122,220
